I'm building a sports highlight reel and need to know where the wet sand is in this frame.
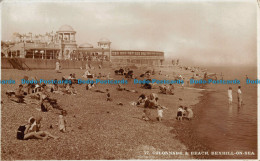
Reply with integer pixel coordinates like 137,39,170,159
1,66,203,160
172,91,213,159
173,90,257,159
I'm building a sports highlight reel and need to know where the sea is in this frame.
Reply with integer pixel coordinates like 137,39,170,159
193,66,258,159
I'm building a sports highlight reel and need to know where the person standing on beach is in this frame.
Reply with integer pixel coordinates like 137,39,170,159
220,72,224,80
55,61,61,73
245,75,248,81
157,105,167,122
181,77,185,89
237,86,243,106
228,87,232,104
106,89,112,101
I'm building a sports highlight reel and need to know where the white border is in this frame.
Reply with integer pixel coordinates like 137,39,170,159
0,0,259,161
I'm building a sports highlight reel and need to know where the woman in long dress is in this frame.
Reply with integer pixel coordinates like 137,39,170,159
55,61,60,73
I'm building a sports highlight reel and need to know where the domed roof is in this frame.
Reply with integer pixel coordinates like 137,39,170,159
57,25,76,33
79,43,93,48
99,38,110,43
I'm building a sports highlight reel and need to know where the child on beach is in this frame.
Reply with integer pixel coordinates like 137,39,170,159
58,113,66,133
157,105,167,122
228,87,232,104
183,107,193,120
177,106,184,121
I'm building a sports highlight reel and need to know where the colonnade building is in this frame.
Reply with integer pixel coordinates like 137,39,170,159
1,25,164,66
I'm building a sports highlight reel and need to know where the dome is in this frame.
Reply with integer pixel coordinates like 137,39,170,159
57,25,76,33
79,43,93,48
99,38,110,43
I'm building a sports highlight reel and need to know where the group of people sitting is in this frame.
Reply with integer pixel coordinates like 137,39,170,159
159,84,174,95
116,84,137,93
140,70,154,78
114,67,134,78
135,93,167,122
17,116,59,141
135,93,193,122
176,106,193,121
17,109,68,141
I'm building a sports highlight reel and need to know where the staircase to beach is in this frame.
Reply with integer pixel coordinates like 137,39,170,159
8,58,30,70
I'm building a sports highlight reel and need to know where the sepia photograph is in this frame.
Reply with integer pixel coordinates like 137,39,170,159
0,0,259,160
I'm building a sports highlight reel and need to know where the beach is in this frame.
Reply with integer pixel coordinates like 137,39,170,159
174,66,258,160
1,66,204,160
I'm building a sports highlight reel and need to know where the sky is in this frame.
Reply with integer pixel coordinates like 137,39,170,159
1,0,258,66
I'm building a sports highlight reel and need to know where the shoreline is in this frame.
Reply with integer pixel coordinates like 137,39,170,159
172,89,257,159
172,90,213,159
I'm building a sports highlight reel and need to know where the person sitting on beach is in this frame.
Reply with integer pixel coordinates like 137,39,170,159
106,89,112,101
159,85,167,94
228,87,232,104
116,84,125,91
167,84,174,95
53,79,59,91
177,106,184,121
17,117,59,140
23,76,35,94
9,84,26,103
142,93,159,121
35,116,42,131
68,74,77,84
185,107,194,120
82,70,93,78
145,93,159,109
86,82,95,90
32,84,41,93
65,84,77,95
72,73,76,79
182,107,193,120
116,83,137,93
136,94,147,106
97,73,102,78
41,97,52,112
68,74,72,80
39,86,57,112
142,79,153,89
